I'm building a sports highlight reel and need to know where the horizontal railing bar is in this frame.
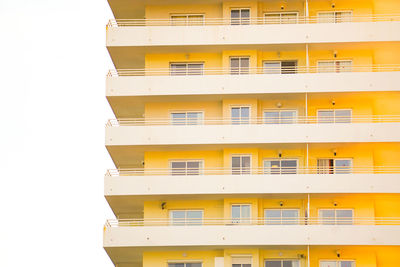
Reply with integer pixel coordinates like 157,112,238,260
105,217,400,228
107,64,400,76
107,14,400,27
106,115,400,126
105,166,400,176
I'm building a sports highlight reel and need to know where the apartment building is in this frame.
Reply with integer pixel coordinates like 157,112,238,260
104,0,400,266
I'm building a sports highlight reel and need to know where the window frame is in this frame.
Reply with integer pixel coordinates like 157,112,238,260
231,154,252,175
231,105,251,124
170,110,204,125
230,8,251,25
231,204,252,224
170,62,205,76
169,209,204,226
169,159,204,176
264,11,299,24
264,209,300,225
317,158,353,174
319,260,356,267
317,10,353,23
170,14,205,26
263,158,298,175
230,56,251,75
264,259,301,267
263,60,298,74
317,109,352,123
263,109,298,124
317,60,353,73
318,208,354,225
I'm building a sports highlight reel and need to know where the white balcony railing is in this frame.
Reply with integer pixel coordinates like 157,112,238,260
107,65,400,77
107,14,400,27
106,115,400,127
105,217,400,228
105,166,400,176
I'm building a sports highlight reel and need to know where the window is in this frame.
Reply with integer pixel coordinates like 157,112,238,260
170,160,203,175
170,14,205,26
319,209,353,225
318,60,352,73
170,63,204,75
264,159,297,175
232,155,251,175
264,61,297,74
170,210,203,225
231,204,251,224
318,109,352,123
230,57,250,75
265,260,300,267
264,110,297,124
231,106,250,124
265,209,299,225
320,260,355,267
317,11,352,23
264,12,298,24
317,159,352,174
171,112,204,125
231,8,250,25
169,263,202,267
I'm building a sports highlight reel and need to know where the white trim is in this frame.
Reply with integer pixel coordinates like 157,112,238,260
169,210,204,226
169,159,204,175
319,260,356,267
264,208,300,225
318,208,354,225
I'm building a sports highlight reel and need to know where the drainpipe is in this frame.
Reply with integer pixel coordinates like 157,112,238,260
307,245,310,267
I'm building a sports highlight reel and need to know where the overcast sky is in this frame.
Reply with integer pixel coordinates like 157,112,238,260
0,0,116,266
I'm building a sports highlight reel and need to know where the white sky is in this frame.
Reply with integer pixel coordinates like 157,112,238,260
0,0,116,266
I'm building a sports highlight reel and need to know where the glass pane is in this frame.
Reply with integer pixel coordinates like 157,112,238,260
188,15,204,25
264,160,281,175
170,16,188,26
340,261,354,267
317,12,335,23
318,61,335,73
187,211,203,225
187,63,204,75
232,265,242,267
232,156,241,175
231,107,241,124
282,210,299,225
231,10,240,25
281,160,297,174
264,62,281,74
320,262,337,267
264,111,280,124
318,110,335,123
284,261,299,267
337,61,352,73
243,265,252,267
336,210,353,225
281,61,297,74
265,209,281,225
171,161,187,175
231,205,241,223
335,159,352,174
265,261,281,267
240,9,250,25
280,111,296,124
335,110,351,123
171,211,186,225
241,205,251,223
240,58,250,74
320,210,335,225
187,112,203,125
242,156,251,174
265,14,280,24
187,161,201,175
281,13,298,24
230,58,240,74
240,107,250,123
336,12,352,23
171,63,187,75
171,113,187,125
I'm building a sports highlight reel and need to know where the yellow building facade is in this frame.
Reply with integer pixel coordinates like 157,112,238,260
104,0,400,266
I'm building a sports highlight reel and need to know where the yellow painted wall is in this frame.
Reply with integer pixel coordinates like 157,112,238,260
143,250,223,267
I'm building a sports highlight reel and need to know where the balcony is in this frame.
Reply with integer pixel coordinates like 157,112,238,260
105,115,400,146
104,217,400,263
106,15,400,67
105,167,400,215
